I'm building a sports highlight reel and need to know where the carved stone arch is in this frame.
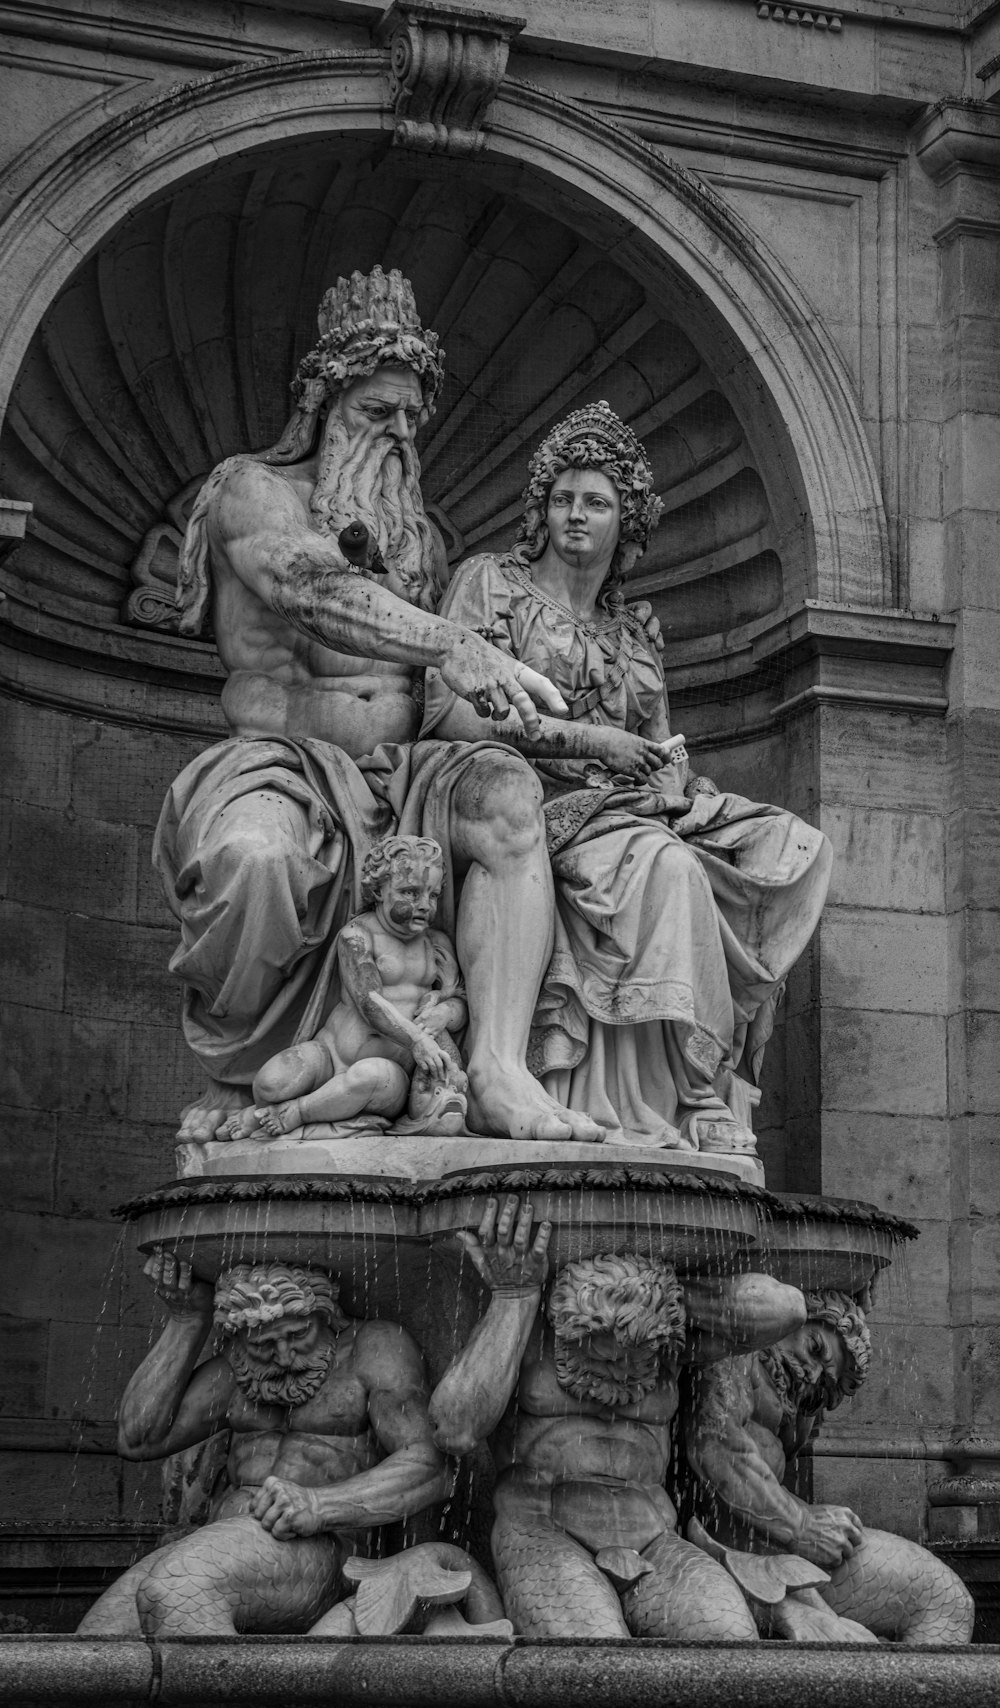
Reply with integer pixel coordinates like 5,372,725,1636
0,48,890,679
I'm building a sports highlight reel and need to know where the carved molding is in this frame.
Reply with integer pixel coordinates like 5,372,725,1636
754,3,842,29
376,2,525,156
0,497,31,565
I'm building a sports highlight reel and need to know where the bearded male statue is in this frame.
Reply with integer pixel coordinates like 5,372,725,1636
428,1195,807,1640
154,265,602,1147
683,1289,974,1644
78,1251,448,1637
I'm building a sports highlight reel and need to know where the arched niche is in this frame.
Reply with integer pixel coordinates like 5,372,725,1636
0,52,889,733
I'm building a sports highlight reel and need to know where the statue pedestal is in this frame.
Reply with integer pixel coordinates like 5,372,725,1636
177,1131,766,1190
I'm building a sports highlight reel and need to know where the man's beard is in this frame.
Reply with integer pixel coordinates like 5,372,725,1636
553,1336,662,1409
759,1346,829,1418
226,1336,334,1409
310,410,437,609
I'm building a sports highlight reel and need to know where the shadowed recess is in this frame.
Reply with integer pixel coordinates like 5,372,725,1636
0,137,783,654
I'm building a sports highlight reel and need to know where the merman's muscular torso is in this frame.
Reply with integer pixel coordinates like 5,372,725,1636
209,457,421,759
209,1322,381,1523
492,1322,680,1545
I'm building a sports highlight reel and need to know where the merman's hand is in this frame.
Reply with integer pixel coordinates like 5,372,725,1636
143,1248,213,1322
456,1195,551,1296
252,1476,323,1539
438,631,567,736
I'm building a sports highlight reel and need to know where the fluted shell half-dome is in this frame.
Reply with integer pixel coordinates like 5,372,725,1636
1,137,783,671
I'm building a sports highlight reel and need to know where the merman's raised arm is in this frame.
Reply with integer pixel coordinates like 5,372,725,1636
429,1197,551,1457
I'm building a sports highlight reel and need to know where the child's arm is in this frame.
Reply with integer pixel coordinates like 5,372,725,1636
338,919,453,1079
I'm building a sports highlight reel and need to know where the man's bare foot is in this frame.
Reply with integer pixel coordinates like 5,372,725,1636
218,1107,265,1142
255,1100,304,1138
177,1081,251,1144
469,1067,603,1144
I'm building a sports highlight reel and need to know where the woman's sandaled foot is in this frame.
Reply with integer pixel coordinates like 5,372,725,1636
469,1067,603,1144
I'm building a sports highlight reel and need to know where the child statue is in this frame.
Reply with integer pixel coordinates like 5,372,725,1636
220,835,468,1141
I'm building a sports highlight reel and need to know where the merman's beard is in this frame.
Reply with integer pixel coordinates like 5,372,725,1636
226,1336,333,1409
553,1336,662,1409
760,1346,833,1418
309,410,437,609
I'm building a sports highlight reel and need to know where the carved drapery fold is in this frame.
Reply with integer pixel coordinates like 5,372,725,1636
376,2,525,156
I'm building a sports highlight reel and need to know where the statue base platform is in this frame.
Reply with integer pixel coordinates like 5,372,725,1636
177,1131,766,1189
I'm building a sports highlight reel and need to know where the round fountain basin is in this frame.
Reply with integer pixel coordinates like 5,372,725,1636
116,1154,915,1326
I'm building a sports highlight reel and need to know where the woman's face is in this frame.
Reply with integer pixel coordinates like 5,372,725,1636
545,468,621,573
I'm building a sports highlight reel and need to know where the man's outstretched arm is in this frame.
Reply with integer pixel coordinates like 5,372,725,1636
214,461,565,735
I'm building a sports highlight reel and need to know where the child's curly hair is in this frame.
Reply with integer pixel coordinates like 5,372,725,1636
360,834,444,907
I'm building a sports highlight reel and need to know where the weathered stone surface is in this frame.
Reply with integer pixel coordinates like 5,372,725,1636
819,1112,950,1221
817,705,946,813
0,1635,152,1703
0,1105,56,1213
823,805,945,914
5,803,138,923
0,1210,121,1325
54,1117,174,1220
0,1451,123,1526
0,1316,49,1418
820,1009,947,1116
821,907,948,1015
0,900,66,1011
947,810,1000,911
120,1024,203,1125
63,915,178,1029
0,1003,130,1119
0,698,73,810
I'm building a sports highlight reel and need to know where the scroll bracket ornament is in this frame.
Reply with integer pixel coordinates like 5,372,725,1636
376,2,526,156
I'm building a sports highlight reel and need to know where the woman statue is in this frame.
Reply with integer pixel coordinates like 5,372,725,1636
422,401,831,1151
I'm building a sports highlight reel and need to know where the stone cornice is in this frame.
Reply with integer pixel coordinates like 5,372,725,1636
913,99,1000,183
667,602,954,743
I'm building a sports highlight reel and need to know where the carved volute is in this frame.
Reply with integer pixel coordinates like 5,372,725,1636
376,2,525,156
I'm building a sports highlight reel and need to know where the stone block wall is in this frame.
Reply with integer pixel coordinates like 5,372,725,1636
0,694,203,1553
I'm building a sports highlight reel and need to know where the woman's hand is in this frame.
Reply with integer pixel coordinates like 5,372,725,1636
659,733,689,792
586,726,668,780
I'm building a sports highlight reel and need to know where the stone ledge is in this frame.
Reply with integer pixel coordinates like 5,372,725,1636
0,1633,998,1705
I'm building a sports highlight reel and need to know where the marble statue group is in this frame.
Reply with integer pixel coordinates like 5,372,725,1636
84,267,973,1646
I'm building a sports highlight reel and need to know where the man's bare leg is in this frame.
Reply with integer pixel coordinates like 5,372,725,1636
451,753,601,1144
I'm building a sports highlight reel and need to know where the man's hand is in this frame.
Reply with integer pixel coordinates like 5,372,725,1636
252,1476,323,1539
143,1248,213,1322
439,632,567,737
796,1503,864,1567
456,1195,551,1297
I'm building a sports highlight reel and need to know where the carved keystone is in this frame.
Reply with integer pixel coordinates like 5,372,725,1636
376,2,525,156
